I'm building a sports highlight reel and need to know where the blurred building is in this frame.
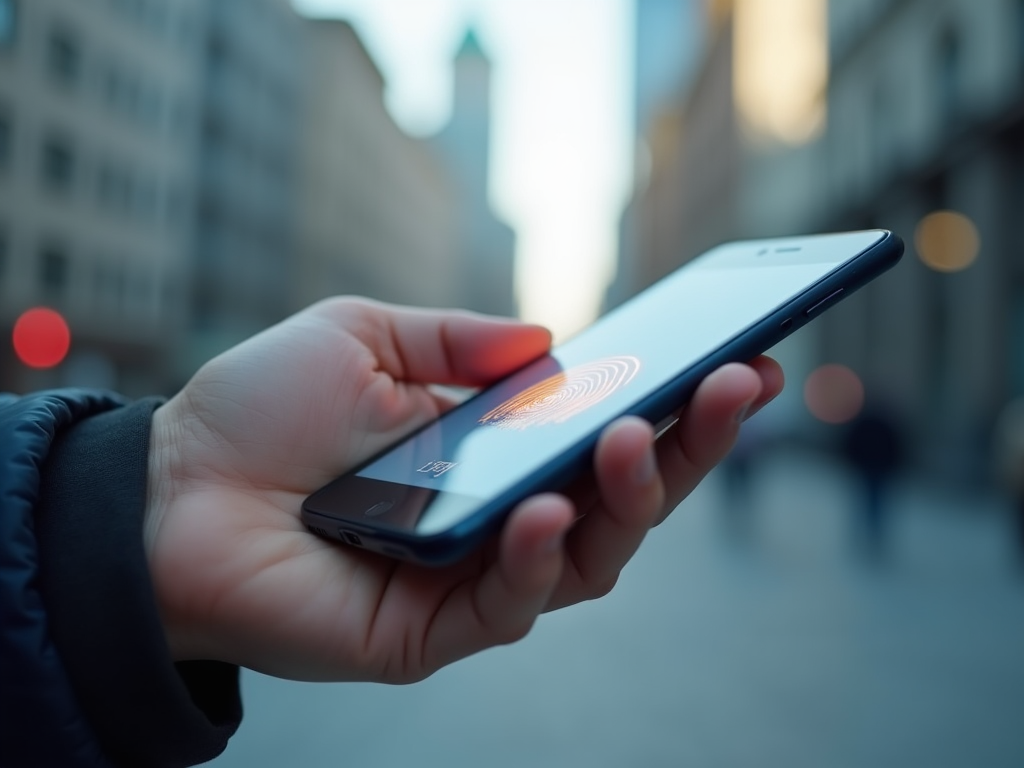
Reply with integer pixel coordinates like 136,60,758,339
431,28,517,317
186,0,304,376
1,1,516,395
618,0,1024,484
807,0,1024,482
291,19,460,312
609,0,704,308
631,3,745,295
617,0,828,300
611,0,828,431
0,0,203,395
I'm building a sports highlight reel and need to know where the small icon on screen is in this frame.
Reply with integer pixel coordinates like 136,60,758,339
479,355,641,430
417,460,458,478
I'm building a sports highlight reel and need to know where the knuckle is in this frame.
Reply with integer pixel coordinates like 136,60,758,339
587,575,619,600
495,618,535,646
313,294,378,320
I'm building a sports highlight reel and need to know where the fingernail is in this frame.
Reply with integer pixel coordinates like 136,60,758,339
540,529,565,554
734,400,754,423
633,445,657,485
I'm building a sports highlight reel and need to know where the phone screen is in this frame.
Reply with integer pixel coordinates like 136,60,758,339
304,230,897,558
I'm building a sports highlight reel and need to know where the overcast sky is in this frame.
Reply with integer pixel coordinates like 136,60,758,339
292,0,636,338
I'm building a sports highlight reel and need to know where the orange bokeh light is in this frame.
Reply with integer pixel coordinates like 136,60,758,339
12,307,71,369
803,364,864,424
914,210,980,273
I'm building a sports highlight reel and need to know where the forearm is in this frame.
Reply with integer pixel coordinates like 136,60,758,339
34,397,241,767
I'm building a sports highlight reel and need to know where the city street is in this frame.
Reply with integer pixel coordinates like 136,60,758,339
5,2,1024,765
206,448,1024,768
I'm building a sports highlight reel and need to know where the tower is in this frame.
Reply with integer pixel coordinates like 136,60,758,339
433,27,516,317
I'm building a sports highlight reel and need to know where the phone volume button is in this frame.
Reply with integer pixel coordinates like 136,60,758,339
803,288,845,318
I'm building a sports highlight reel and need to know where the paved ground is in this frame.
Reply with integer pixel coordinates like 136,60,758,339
205,448,1024,768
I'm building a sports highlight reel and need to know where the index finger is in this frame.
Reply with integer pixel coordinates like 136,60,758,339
656,356,783,514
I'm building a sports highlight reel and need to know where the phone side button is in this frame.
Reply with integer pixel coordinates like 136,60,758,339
803,288,845,318
365,500,394,517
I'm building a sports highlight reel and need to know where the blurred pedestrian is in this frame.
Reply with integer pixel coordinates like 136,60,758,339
840,401,905,560
992,396,1024,566
718,410,772,543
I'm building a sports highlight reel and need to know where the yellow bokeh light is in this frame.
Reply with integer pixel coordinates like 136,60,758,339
733,0,828,146
913,210,980,273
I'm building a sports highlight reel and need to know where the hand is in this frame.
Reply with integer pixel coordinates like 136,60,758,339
145,297,782,683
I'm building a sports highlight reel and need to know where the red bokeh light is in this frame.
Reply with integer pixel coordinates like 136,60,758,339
803,364,864,424
12,308,71,369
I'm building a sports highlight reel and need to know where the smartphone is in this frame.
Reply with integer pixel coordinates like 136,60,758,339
302,229,903,565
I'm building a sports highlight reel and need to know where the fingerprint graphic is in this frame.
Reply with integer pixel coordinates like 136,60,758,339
479,355,641,430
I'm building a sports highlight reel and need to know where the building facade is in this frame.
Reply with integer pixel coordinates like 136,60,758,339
186,0,305,375
609,0,705,309
0,0,203,395
616,6,743,301
291,19,460,313
431,29,517,317
2,3,518,395
807,0,1024,481
618,0,1024,483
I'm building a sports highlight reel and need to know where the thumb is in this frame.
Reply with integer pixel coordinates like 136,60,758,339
316,298,553,386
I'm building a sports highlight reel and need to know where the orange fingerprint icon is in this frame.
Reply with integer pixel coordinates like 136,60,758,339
479,356,641,430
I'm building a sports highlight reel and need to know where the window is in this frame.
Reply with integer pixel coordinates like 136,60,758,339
168,97,193,140
937,26,964,129
0,0,17,48
122,76,141,117
0,108,11,170
207,30,227,70
92,259,106,297
134,175,157,220
93,259,120,308
0,224,8,278
150,1,174,41
202,113,224,146
162,183,189,229
1018,0,1024,76
1011,292,1024,397
871,79,895,178
104,62,163,128
39,243,69,296
139,84,161,126
47,25,81,86
173,11,197,54
111,265,126,310
41,135,75,193
97,162,135,214
103,64,123,108
129,271,151,313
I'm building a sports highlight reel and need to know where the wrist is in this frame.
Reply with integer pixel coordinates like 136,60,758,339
145,398,195,660
145,400,188,557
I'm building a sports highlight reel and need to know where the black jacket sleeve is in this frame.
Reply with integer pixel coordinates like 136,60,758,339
1,391,242,768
